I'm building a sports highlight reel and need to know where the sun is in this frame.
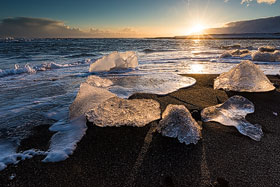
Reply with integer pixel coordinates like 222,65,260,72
188,24,206,35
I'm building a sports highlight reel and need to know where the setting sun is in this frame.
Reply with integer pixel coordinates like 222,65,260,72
188,24,206,35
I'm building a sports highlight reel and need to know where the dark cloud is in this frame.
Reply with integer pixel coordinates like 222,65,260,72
0,17,144,38
205,16,280,34
0,17,87,38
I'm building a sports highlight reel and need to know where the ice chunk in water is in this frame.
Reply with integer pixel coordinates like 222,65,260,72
201,95,263,141
157,105,202,145
214,61,275,92
86,75,113,88
220,49,250,58
258,46,276,52
252,50,280,62
86,97,161,127
69,82,116,119
89,51,138,72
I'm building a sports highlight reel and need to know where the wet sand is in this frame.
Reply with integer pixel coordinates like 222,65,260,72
1,74,280,187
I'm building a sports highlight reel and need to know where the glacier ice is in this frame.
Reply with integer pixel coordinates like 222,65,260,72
157,105,202,145
201,95,263,141
89,51,138,72
69,82,116,119
214,61,275,92
86,75,113,88
220,49,250,58
258,46,276,52
86,97,161,127
252,50,280,62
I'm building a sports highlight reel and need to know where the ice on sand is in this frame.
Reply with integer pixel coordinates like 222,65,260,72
157,105,202,145
69,82,116,119
86,97,161,127
258,46,276,52
214,61,275,92
89,51,138,72
220,49,250,58
201,95,263,141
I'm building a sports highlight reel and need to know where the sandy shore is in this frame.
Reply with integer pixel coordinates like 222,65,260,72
0,74,280,187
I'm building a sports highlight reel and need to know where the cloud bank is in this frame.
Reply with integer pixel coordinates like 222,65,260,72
0,17,144,38
241,0,277,5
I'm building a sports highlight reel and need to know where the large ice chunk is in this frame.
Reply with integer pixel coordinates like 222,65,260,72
201,95,263,141
69,82,116,119
89,51,138,72
214,61,275,92
157,105,202,145
252,50,280,62
86,97,161,127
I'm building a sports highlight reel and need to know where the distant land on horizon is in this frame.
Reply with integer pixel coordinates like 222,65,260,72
155,16,280,39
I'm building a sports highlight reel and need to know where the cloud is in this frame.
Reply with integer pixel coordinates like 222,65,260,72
0,17,146,38
241,0,276,5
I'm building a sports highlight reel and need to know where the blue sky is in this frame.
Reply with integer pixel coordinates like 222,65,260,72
0,0,279,37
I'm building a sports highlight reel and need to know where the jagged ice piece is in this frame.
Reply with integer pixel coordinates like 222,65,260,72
157,105,202,145
201,95,263,141
86,97,161,127
89,51,138,72
214,61,275,92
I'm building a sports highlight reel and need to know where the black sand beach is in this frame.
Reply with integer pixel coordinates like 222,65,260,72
1,74,280,187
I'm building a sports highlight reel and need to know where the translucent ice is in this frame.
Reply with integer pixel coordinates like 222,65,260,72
252,50,280,62
89,51,138,72
214,61,275,92
69,82,116,119
157,105,202,145
201,95,263,141
86,97,161,127
86,75,113,88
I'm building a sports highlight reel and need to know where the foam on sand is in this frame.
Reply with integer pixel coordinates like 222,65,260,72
214,61,275,92
86,97,161,127
89,51,138,72
42,116,87,162
157,105,202,145
201,95,263,141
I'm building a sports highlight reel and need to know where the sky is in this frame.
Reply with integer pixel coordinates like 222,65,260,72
0,0,279,37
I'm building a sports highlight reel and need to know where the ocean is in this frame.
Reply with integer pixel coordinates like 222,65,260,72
0,38,280,169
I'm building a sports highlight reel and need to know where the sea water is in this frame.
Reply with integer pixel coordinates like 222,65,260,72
0,38,280,168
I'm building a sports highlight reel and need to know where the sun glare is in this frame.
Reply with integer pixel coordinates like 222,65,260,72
188,24,206,35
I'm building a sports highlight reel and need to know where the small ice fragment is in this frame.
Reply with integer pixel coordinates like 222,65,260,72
220,49,250,58
89,51,138,72
273,112,278,116
9,173,16,180
214,61,275,92
69,82,116,119
258,46,276,53
86,75,113,88
157,105,202,145
201,95,263,141
86,97,161,127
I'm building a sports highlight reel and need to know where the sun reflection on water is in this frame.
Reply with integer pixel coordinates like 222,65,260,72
190,64,204,73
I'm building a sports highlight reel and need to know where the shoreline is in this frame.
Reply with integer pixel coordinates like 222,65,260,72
1,74,280,187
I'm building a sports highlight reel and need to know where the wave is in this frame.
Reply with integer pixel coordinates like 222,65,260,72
0,59,93,78
66,53,97,58
142,49,174,53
